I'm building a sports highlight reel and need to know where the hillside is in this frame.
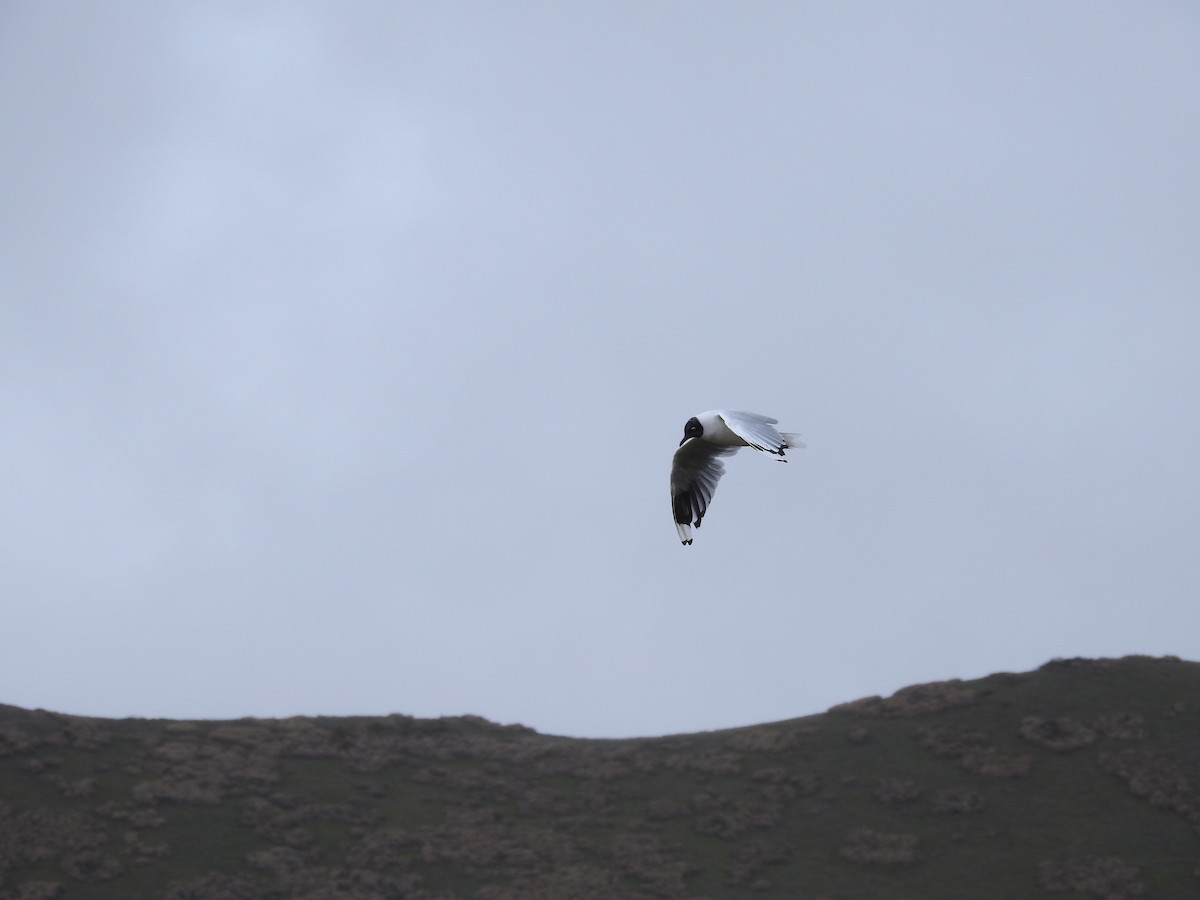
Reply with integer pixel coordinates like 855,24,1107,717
1,656,1197,899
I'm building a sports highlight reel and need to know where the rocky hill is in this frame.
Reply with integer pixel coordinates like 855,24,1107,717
1,656,1197,899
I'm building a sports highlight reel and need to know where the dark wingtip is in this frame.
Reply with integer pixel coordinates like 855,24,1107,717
673,492,694,526
681,538,693,545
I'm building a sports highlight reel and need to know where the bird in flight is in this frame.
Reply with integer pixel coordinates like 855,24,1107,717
671,410,803,545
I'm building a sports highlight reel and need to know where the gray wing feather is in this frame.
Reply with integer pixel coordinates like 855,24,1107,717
719,410,788,456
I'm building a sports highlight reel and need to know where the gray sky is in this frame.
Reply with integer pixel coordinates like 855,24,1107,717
3,2,1199,738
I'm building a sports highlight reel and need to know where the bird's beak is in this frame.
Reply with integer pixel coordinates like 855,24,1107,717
679,437,689,447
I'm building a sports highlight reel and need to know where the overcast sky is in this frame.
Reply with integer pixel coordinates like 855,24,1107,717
3,2,1199,738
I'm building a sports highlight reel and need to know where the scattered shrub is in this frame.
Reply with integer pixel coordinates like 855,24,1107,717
61,851,123,883
210,724,275,746
245,846,306,877
690,791,784,839
1039,657,1116,671
914,724,1033,776
132,773,224,805
573,758,630,781
344,829,416,871
725,838,791,885
839,828,917,866
1094,713,1146,740
515,787,575,816
5,883,63,900
57,719,109,750
0,808,106,864
0,727,42,756
931,788,985,814
727,728,799,753
692,810,748,839
475,864,622,900
831,680,977,717
415,807,578,873
1038,856,1145,899
662,750,743,776
750,767,820,803
960,748,1032,778
608,835,692,896
122,830,170,863
874,779,922,807
42,775,96,799
915,726,990,758
1098,751,1197,822
96,802,166,828
645,797,689,821
846,727,871,745
164,873,268,900
1018,717,1097,751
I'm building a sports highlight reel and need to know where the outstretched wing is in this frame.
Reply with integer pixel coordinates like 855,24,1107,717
671,440,738,545
719,410,790,457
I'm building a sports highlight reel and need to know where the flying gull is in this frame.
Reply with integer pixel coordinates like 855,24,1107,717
671,409,803,545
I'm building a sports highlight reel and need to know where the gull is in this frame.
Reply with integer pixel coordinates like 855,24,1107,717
671,410,803,545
